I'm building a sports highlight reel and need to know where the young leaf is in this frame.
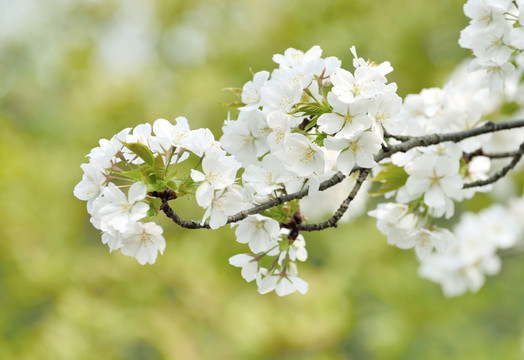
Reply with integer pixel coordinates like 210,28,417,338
177,178,196,197
166,180,178,192
222,87,243,95
313,133,327,146
262,206,288,223
153,154,166,178
369,164,408,196
371,164,408,182
219,101,245,108
123,142,155,166
290,103,331,116
303,117,318,131
119,168,143,181
139,165,156,184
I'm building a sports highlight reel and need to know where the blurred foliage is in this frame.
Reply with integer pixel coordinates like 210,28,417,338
1,0,524,359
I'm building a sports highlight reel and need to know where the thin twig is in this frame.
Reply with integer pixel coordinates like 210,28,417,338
483,151,522,159
464,148,521,159
383,130,412,142
160,200,211,229
463,142,524,189
298,169,370,231
160,118,524,229
375,119,524,163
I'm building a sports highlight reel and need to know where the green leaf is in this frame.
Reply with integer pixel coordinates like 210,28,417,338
289,102,331,116
166,180,178,192
119,168,143,181
303,117,318,131
150,197,162,209
219,101,245,108
261,200,299,223
371,164,408,182
177,178,196,197
262,208,287,223
279,241,290,252
222,87,243,95
153,154,166,178
369,164,408,197
146,198,162,218
123,142,155,166
501,101,520,115
165,164,178,179
139,165,156,184
313,133,327,146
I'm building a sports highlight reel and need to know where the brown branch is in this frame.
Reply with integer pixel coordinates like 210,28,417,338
160,200,211,229
159,118,524,229
375,119,524,163
464,148,522,160
298,169,370,231
383,130,412,142
463,142,524,189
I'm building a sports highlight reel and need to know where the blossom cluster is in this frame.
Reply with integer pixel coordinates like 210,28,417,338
229,215,309,296
221,45,405,295
459,0,524,89
368,61,524,296
74,44,408,295
420,198,524,297
74,117,245,264
368,75,496,256
363,1,524,292
75,7,524,297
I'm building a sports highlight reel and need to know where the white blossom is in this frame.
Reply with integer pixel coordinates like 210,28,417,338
201,187,244,229
257,263,309,296
403,155,463,210
191,150,241,207
120,222,166,265
235,215,280,254
97,182,149,233
228,254,262,282
74,163,107,209
331,67,387,103
153,117,191,148
241,71,270,111
283,133,325,177
325,132,382,175
317,93,372,139
242,155,292,196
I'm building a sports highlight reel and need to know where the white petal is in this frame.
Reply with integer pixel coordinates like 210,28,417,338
128,182,147,203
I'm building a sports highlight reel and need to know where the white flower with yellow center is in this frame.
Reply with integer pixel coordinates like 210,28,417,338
283,133,325,177
191,150,241,207
257,263,308,296
266,110,295,153
241,71,270,111
325,132,382,175
201,187,244,229
235,214,280,254
404,155,463,209
120,222,166,265
330,67,387,103
97,182,149,233
317,92,372,139
242,155,292,196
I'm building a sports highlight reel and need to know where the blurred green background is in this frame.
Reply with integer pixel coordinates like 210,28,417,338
2,0,524,359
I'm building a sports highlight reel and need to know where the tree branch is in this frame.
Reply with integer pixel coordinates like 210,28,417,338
383,130,412,142
464,148,522,159
159,118,524,229
160,200,211,229
298,169,370,231
463,142,524,189
375,119,524,163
